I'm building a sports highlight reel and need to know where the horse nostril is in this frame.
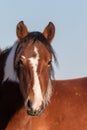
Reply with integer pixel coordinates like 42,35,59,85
27,100,32,108
26,101,44,116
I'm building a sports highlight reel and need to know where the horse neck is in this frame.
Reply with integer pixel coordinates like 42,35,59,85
0,42,24,129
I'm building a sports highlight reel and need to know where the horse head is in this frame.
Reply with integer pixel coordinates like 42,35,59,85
3,21,56,116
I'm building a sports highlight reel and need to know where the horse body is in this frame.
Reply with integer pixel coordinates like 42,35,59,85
6,77,87,130
0,21,56,129
0,21,87,130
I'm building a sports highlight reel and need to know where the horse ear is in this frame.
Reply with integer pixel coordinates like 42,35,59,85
43,22,55,43
16,21,28,41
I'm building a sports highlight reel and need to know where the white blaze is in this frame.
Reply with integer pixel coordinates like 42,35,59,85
29,47,43,110
3,41,19,83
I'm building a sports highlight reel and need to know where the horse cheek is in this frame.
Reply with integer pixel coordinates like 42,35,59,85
39,67,49,96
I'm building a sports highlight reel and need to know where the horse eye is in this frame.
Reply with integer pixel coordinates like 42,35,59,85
48,60,52,66
15,59,23,72
18,59,23,67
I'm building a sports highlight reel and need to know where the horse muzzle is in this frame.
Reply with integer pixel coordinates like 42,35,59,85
26,100,44,116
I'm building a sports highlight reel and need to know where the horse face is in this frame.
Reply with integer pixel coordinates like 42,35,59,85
15,21,55,116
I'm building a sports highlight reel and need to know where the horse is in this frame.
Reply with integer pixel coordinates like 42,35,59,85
0,21,56,129
0,21,87,130
6,78,87,130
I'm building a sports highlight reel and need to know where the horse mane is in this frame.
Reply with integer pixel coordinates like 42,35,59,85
0,47,12,57
16,32,58,79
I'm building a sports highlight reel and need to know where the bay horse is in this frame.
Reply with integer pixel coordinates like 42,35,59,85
0,21,87,130
6,78,87,130
0,21,56,129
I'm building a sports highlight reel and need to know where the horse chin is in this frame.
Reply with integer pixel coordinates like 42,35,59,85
27,102,44,116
